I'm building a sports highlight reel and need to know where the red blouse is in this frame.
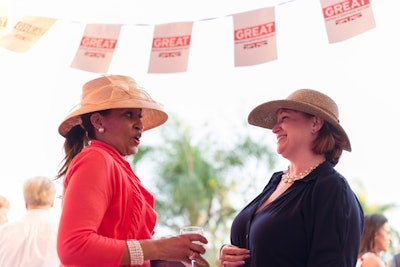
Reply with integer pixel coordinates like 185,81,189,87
57,140,157,267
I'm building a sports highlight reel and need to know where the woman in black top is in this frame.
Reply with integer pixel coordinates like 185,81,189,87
219,89,364,267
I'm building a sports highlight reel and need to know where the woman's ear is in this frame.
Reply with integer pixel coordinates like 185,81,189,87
313,116,324,132
90,112,103,129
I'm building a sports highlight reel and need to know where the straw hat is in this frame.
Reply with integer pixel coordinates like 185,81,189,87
58,75,168,137
248,89,351,151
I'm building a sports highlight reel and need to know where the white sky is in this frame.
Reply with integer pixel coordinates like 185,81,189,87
1,0,400,231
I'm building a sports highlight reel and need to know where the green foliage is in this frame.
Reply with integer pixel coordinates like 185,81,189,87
352,179,397,214
135,115,400,265
133,115,278,264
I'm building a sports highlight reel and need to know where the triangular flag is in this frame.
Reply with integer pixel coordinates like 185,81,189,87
0,7,7,37
71,24,122,73
0,16,56,52
233,7,277,67
148,21,193,73
320,0,376,43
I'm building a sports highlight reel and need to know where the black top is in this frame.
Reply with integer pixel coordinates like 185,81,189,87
390,254,400,267
230,161,364,267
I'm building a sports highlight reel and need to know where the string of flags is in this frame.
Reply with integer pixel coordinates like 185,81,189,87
0,0,375,74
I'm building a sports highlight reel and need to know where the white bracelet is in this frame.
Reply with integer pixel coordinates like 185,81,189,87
126,239,144,266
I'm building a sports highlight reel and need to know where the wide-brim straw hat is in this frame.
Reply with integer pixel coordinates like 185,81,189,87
58,75,168,137
248,89,351,151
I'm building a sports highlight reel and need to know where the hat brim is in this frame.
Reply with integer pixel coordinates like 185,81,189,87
58,100,168,137
248,99,351,151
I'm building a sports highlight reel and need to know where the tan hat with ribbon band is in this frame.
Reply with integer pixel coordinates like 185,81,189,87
247,89,351,151
58,75,168,137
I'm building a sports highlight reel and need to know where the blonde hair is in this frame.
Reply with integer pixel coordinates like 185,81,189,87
23,176,56,206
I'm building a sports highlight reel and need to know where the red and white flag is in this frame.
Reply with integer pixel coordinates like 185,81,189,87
0,15,56,52
71,24,121,73
148,21,193,73
320,0,376,43
233,7,277,67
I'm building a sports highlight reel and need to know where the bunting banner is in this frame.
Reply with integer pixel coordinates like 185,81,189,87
320,0,375,43
0,7,7,37
0,2,376,72
0,15,56,52
148,21,193,73
233,7,277,67
71,24,122,73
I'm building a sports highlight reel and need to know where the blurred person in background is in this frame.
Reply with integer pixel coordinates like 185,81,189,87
0,195,10,225
356,213,391,267
0,176,60,266
388,247,400,267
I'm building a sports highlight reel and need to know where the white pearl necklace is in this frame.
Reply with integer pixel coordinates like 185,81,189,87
281,163,321,184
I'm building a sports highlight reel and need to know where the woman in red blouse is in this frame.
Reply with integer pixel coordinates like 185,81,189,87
56,75,209,267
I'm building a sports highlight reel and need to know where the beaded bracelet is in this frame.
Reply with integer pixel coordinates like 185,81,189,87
126,239,144,266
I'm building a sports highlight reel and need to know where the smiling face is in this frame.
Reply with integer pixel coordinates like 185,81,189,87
91,108,144,156
271,109,321,160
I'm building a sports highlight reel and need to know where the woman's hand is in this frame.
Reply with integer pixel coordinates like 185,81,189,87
219,244,250,267
142,234,210,266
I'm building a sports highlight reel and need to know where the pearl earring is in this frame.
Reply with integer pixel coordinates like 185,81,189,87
98,127,104,133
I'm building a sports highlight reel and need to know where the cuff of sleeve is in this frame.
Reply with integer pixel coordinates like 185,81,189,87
127,239,144,266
